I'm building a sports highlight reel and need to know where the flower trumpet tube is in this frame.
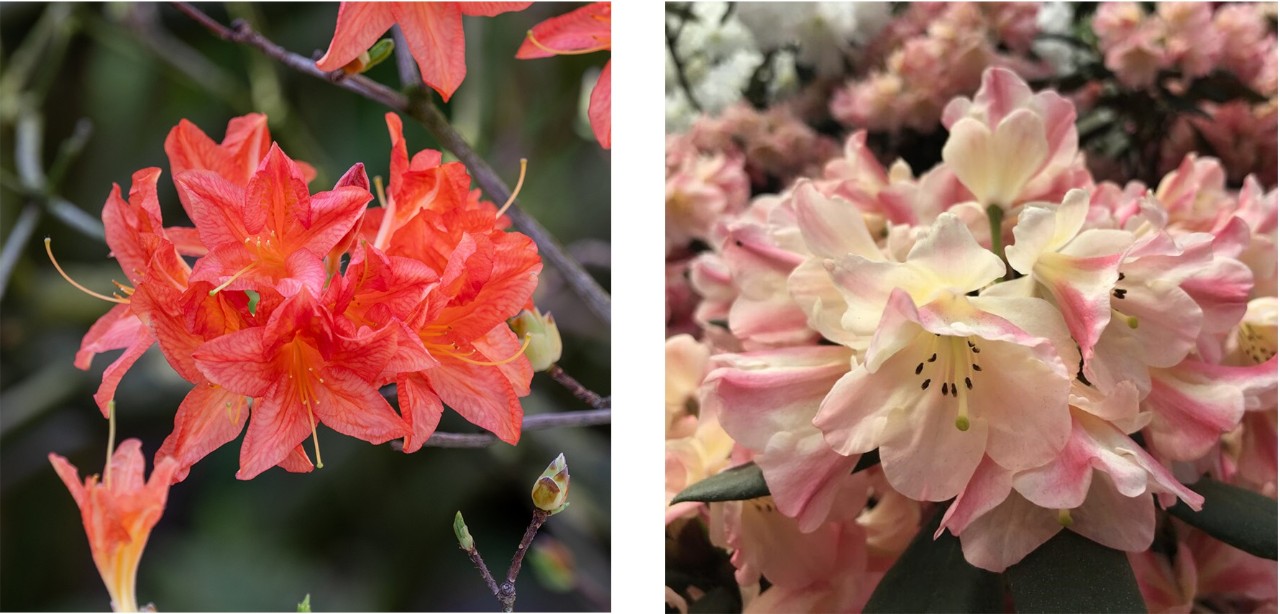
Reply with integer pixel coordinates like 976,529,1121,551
49,439,178,612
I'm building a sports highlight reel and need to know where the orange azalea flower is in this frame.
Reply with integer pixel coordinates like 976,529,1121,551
316,2,533,102
516,2,611,148
49,438,178,612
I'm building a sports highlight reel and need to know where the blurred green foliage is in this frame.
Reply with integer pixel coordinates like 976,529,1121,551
0,3,610,611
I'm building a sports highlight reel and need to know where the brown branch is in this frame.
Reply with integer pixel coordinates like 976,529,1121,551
499,509,549,612
171,3,611,326
546,364,607,409
423,408,610,449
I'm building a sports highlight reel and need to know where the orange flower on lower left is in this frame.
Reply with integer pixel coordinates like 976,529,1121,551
49,439,178,612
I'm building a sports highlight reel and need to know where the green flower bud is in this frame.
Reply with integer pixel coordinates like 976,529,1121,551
510,308,562,372
453,511,474,550
531,453,570,514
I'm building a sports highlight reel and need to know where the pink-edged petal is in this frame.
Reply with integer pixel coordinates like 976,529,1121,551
396,372,445,454
944,111,1049,208
1070,473,1156,552
156,383,249,483
1142,359,1265,461
958,491,1061,572
396,3,467,102
315,3,397,72
589,60,610,149
235,382,313,480
903,213,1007,296
938,455,1012,538
48,453,87,507
704,345,855,531
310,367,409,444
92,333,154,416
276,445,316,474
787,259,861,349
193,327,277,398
792,180,879,261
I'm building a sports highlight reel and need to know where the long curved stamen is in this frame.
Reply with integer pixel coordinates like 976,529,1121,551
45,239,130,304
495,159,528,220
440,334,534,366
104,400,117,489
373,175,397,251
524,30,610,56
208,262,258,295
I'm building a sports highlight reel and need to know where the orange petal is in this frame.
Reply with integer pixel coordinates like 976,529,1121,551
515,2,609,59
396,372,445,454
315,2,398,72
395,3,467,102
236,382,313,480
157,384,249,483
458,2,532,17
589,60,611,149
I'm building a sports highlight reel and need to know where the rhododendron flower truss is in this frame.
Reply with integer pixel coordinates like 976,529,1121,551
49,439,178,612
516,3,612,149
363,113,542,453
179,144,372,298
193,288,416,480
316,2,533,102
63,167,191,417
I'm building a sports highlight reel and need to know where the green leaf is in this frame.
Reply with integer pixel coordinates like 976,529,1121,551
1168,477,1277,560
864,506,1003,613
853,449,880,473
1006,530,1145,613
296,594,311,612
1183,70,1269,104
670,462,768,504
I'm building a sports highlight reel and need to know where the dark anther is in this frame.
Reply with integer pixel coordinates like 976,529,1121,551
940,383,947,396
972,363,982,371
949,382,958,396
928,353,937,362
921,379,931,390
1117,272,1126,281
1113,288,1128,299
915,362,924,375
965,377,973,390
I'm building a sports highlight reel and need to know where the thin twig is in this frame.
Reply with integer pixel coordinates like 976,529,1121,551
0,204,42,302
422,408,611,448
390,25,421,89
171,3,612,326
464,543,502,599
499,509,549,612
545,364,607,409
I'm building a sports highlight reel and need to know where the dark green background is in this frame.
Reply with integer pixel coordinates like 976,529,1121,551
0,2,611,610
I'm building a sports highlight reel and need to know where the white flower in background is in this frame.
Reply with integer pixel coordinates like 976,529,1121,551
769,49,800,100
1032,2,1080,76
695,49,766,113
737,2,892,77
676,2,756,64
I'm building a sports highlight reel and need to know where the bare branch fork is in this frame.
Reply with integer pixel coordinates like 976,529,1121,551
170,3,612,326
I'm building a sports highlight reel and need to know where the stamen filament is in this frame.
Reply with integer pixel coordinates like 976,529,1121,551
309,408,324,470
525,30,610,56
437,334,533,366
45,239,130,304
104,400,117,488
373,175,396,250
208,262,257,295
495,159,528,220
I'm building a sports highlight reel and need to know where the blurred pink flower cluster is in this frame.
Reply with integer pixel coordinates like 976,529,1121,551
1093,2,1275,91
666,66,1277,611
830,2,1049,133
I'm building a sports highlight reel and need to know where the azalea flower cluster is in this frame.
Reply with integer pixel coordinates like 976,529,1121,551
59,112,542,482
666,65,1276,611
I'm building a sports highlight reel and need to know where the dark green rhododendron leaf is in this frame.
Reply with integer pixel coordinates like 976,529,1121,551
1169,477,1277,560
1006,530,1144,613
671,451,883,505
671,462,768,504
864,506,1002,613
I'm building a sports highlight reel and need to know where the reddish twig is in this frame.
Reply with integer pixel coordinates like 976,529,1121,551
546,364,607,409
170,3,611,326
